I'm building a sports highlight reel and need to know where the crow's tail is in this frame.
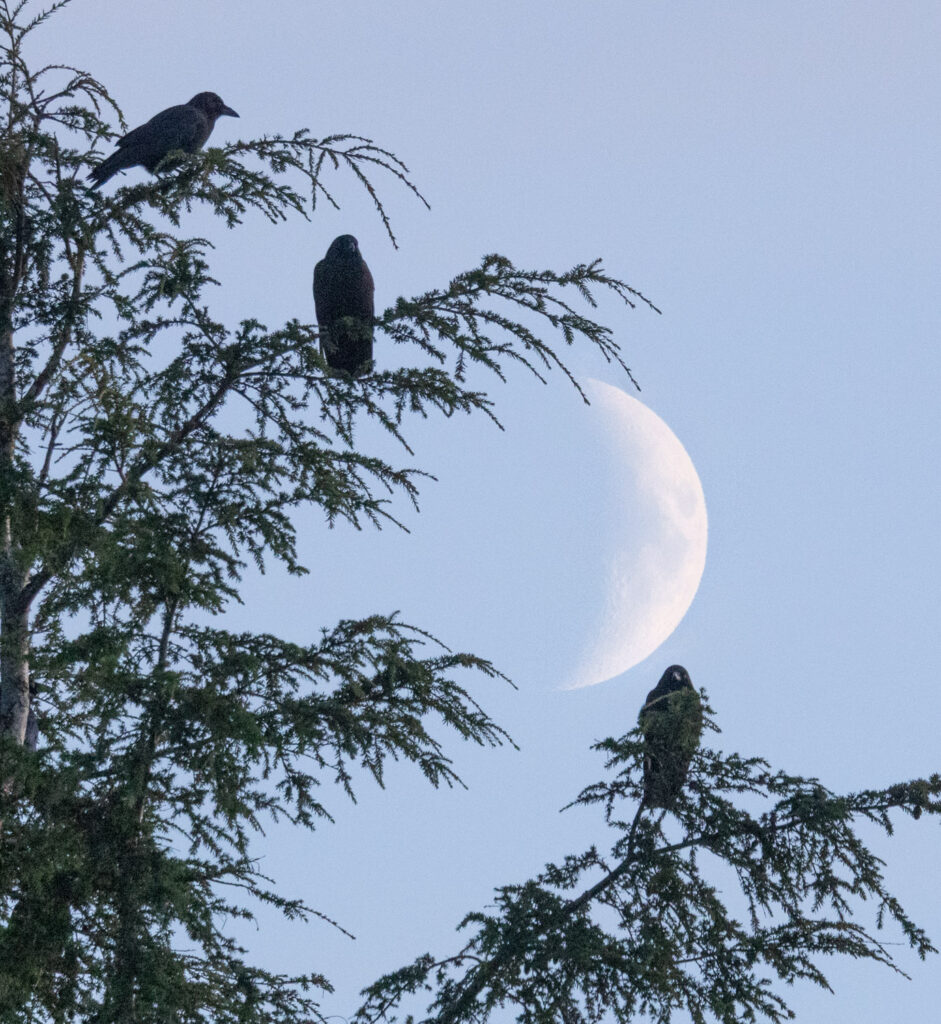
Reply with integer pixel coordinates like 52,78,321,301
87,149,133,190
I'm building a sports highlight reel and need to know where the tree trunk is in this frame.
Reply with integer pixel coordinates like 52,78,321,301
0,309,30,746
0,583,29,744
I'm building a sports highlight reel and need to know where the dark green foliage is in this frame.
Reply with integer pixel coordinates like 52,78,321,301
0,1,653,1020
353,717,941,1024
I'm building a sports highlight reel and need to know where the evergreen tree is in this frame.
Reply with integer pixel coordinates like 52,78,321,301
0,2,937,1022
355,724,939,1024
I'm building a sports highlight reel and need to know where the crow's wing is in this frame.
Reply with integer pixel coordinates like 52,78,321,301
117,104,205,156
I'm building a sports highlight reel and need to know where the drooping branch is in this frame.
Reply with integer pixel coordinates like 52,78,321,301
352,736,941,1024
83,132,430,248
381,254,660,395
17,244,657,622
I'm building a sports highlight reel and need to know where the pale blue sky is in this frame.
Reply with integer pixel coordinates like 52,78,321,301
35,2,941,1020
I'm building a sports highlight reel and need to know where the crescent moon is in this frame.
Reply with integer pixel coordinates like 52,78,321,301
566,379,708,689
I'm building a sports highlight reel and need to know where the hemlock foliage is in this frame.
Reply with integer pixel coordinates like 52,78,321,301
356,728,939,1024
0,2,937,1022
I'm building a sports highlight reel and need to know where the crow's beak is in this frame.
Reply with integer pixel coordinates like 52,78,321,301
222,106,239,118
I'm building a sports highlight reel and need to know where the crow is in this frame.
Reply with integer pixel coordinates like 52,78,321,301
88,92,239,189
638,664,703,809
313,235,375,376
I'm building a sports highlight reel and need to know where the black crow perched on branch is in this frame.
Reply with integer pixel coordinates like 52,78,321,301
638,664,703,809
88,91,239,189
313,234,375,376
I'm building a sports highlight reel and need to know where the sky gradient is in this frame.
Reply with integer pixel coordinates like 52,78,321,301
32,2,941,1020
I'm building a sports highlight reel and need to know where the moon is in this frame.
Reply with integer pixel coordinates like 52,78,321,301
285,375,707,696
564,379,708,689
